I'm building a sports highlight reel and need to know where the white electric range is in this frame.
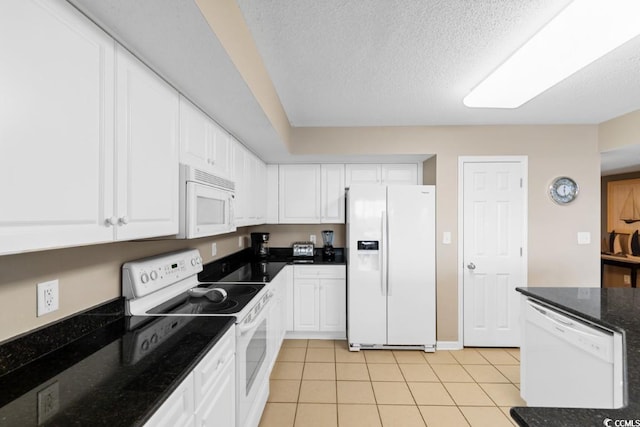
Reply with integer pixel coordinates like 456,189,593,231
122,249,274,427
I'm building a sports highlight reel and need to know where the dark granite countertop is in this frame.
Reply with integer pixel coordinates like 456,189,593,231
512,287,640,427
198,247,345,283
0,298,235,426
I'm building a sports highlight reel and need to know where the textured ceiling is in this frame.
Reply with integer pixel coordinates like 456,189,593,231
236,0,640,127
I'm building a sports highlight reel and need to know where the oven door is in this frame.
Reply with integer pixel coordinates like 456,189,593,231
236,292,273,427
184,181,235,238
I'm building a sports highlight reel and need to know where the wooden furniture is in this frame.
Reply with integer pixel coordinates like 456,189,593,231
601,254,640,288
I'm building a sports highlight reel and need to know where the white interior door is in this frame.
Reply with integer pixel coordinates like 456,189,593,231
462,159,526,347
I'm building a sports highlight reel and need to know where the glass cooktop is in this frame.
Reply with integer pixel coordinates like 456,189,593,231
147,283,264,315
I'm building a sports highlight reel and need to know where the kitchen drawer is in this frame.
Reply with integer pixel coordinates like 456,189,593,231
294,265,346,279
193,325,235,411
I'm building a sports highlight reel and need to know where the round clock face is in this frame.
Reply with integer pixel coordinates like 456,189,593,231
549,177,579,204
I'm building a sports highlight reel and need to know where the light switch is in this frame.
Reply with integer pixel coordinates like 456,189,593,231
443,231,452,244
577,232,591,245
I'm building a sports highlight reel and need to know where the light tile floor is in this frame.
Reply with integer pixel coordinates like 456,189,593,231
260,339,523,427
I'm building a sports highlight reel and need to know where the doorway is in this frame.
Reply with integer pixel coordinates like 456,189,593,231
458,156,528,347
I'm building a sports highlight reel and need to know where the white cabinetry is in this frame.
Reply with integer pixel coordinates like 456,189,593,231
114,46,179,240
266,165,279,224
277,164,346,224
279,165,322,224
233,144,267,227
146,325,235,427
292,266,346,338
179,97,232,180
0,0,115,255
345,164,419,187
144,373,195,427
321,164,346,223
0,0,180,255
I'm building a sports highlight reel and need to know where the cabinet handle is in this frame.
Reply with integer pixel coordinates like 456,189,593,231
119,216,129,225
104,217,117,227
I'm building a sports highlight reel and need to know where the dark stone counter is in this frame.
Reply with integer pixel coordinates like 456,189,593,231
198,247,345,283
512,287,640,427
0,299,235,426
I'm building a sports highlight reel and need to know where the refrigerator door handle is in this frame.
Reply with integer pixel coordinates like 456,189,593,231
382,211,389,296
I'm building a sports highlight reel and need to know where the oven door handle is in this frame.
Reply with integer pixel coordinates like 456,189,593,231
238,292,273,335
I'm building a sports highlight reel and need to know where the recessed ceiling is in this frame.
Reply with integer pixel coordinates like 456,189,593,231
236,0,640,127
68,0,640,171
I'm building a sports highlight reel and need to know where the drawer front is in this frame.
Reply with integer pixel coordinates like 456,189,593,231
294,265,346,279
193,326,235,411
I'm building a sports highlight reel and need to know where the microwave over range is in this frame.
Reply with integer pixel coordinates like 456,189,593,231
177,163,236,239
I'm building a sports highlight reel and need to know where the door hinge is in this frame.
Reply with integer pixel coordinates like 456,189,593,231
520,247,523,256
520,178,523,188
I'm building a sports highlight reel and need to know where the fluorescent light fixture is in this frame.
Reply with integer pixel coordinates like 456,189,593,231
463,0,640,108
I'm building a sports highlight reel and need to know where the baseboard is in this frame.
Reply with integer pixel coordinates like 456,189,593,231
436,341,463,350
285,331,346,340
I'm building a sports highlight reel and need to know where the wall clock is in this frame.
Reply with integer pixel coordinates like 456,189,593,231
549,176,579,204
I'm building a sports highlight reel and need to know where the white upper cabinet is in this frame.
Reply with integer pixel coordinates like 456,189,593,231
115,46,180,240
279,165,322,224
233,143,266,227
266,165,279,224
321,164,346,224
381,164,419,185
0,0,116,255
179,96,232,180
345,164,419,186
345,164,382,186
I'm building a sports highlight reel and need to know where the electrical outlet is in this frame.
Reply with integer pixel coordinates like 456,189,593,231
38,382,59,424
238,236,243,248
37,280,59,317
310,234,316,244
624,275,631,285
211,243,217,257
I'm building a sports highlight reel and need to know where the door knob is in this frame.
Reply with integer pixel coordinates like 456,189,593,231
467,262,476,270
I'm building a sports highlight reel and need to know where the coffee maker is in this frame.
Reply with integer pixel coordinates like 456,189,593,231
250,232,270,259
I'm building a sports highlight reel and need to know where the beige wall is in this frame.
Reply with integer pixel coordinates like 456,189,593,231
599,110,640,152
292,125,601,342
0,230,251,343
194,0,291,149
250,224,346,248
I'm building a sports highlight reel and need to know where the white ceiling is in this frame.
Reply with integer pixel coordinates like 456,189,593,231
68,0,640,172
236,0,640,127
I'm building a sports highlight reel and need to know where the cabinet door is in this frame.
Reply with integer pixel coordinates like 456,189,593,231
115,45,180,240
179,96,210,170
285,266,295,332
210,125,232,179
0,0,115,255
254,159,267,224
321,164,346,223
195,356,235,427
319,278,346,332
266,165,279,224
279,165,321,223
144,373,195,427
293,279,319,331
381,164,418,185
232,143,248,226
345,164,381,187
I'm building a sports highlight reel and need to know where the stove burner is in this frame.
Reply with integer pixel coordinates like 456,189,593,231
232,286,259,296
203,300,238,311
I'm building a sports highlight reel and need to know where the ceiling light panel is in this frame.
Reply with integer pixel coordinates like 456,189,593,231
464,0,640,108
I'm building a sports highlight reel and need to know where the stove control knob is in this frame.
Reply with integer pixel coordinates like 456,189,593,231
141,273,149,284
150,271,158,281
150,334,158,344
191,258,197,266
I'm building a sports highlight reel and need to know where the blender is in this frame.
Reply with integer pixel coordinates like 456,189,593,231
321,230,335,261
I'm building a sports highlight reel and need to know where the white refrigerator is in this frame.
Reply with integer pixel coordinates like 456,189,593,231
347,185,436,351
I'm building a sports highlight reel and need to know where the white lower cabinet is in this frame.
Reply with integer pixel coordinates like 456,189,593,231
144,373,195,427
292,266,346,336
146,326,235,427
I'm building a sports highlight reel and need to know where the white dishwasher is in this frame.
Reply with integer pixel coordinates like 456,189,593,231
521,297,625,409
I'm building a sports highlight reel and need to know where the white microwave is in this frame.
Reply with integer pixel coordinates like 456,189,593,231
177,164,236,239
